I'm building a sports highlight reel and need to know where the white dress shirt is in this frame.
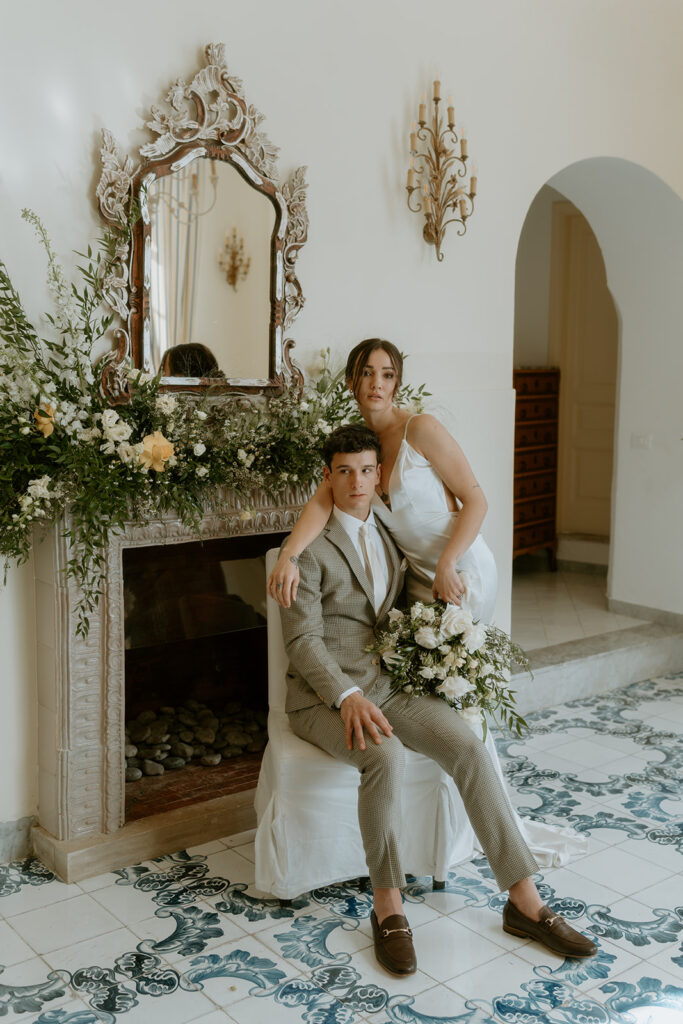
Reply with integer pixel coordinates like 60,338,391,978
332,504,392,706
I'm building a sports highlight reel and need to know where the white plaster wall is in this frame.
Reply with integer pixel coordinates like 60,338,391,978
513,186,566,366
2,0,683,824
550,158,683,616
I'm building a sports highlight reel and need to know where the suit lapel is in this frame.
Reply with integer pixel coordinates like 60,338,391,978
324,515,376,609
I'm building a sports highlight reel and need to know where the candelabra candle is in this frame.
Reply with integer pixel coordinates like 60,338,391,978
405,80,476,259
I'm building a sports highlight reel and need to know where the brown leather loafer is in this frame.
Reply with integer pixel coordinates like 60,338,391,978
371,911,417,975
503,900,598,958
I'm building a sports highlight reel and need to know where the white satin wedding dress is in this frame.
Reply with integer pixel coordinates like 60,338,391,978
372,430,587,869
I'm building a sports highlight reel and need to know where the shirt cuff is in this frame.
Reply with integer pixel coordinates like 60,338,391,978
336,686,362,708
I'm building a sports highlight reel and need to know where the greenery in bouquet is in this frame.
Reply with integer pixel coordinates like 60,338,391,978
0,211,428,633
368,599,530,737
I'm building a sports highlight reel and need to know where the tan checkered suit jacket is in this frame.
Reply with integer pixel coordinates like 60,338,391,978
281,512,407,714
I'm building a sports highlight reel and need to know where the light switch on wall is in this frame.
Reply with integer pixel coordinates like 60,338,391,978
630,433,653,450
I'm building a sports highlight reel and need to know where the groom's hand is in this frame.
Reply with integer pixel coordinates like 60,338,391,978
340,692,393,751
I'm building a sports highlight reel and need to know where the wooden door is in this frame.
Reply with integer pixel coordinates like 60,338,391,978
548,202,618,537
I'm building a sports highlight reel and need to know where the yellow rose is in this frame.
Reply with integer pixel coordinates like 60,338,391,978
34,403,55,437
138,430,174,472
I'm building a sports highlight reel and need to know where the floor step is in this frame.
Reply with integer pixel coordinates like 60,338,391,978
511,622,683,714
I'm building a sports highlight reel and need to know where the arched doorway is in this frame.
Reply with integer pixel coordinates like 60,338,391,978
511,158,683,648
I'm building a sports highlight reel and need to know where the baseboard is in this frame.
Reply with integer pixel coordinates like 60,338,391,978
0,815,35,863
607,597,683,629
32,788,256,883
556,559,608,576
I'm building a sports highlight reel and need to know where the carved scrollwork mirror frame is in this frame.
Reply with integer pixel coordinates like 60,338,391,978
96,42,308,402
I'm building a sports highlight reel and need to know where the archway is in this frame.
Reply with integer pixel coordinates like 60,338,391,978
512,158,683,648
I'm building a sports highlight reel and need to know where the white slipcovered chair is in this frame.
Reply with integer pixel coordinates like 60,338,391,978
254,549,472,898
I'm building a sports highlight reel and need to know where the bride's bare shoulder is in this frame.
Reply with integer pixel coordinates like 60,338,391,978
406,413,455,447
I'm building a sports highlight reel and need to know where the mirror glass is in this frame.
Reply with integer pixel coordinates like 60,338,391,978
145,156,276,380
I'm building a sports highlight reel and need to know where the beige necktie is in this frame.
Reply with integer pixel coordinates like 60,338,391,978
359,521,386,612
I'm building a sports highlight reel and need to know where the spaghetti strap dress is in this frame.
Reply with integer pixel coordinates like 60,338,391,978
372,424,588,868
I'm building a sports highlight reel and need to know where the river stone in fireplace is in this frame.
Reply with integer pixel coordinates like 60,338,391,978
125,699,268,777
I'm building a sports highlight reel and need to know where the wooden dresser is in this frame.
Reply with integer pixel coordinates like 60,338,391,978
513,367,560,568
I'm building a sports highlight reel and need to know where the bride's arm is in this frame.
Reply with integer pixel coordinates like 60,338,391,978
266,481,334,607
408,414,489,604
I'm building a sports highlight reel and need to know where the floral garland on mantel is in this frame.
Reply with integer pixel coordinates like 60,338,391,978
0,213,428,633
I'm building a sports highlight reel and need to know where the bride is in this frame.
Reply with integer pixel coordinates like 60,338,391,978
267,337,585,868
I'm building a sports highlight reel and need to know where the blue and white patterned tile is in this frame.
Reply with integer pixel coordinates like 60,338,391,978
590,963,683,1020
0,955,75,1023
2,671,683,1024
10,893,122,954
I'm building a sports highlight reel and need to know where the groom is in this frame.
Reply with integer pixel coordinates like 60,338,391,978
280,424,597,974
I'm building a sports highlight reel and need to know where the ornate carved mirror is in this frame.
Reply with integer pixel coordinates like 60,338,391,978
96,43,308,400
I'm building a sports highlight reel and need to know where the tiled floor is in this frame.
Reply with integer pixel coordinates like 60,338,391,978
511,568,646,651
2,673,683,1023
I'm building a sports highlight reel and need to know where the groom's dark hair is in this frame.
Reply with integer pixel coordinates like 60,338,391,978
322,424,382,468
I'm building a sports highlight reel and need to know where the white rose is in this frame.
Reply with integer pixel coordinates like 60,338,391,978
421,606,436,623
193,442,206,456
414,626,441,649
440,604,473,639
419,666,436,680
195,466,209,478
436,674,475,701
463,622,487,653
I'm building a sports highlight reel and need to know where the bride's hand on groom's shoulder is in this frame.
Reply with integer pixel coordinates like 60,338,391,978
432,557,466,606
267,554,300,607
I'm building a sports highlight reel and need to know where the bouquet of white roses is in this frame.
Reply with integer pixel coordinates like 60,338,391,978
368,599,530,737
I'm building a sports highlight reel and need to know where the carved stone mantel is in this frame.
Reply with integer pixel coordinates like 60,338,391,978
33,488,306,846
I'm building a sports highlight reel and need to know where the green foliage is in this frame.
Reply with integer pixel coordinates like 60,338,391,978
0,215,428,634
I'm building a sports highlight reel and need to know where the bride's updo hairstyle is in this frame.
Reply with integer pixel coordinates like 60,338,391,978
345,338,403,399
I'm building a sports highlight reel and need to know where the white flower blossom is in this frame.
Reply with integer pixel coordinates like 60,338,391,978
195,410,207,420
419,666,436,680
193,442,206,456
299,401,310,412
437,674,475,701
27,475,52,500
414,626,441,649
316,418,333,435
155,394,177,415
421,607,436,623
195,466,209,478
440,604,473,639
410,601,425,621
116,442,138,464
388,609,405,623
463,622,487,653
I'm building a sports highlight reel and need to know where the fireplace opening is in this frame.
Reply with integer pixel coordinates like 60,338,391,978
122,532,287,821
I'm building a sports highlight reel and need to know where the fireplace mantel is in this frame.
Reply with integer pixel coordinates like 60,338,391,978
31,486,306,878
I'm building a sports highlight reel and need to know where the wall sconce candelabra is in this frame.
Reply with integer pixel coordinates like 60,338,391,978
218,228,251,291
406,77,477,260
